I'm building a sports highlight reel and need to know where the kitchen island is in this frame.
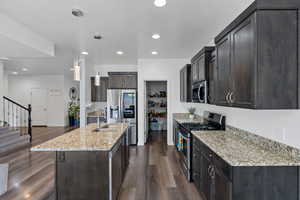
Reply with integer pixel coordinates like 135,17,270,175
31,123,130,200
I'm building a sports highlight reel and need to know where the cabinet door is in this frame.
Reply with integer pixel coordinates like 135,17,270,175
231,15,256,108
208,53,217,104
108,75,124,89
197,55,206,81
112,143,122,200
192,142,201,192
180,69,184,102
191,62,199,83
215,35,231,106
99,77,108,102
214,168,232,200
91,77,97,102
201,154,212,200
123,75,137,89
183,68,187,101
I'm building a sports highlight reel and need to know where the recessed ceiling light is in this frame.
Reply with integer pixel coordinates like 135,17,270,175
0,57,9,61
81,51,88,55
116,51,124,55
12,71,18,75
22,68,28,72
152,51,158,55
152,34,160,39
72,8,84,17
154,0,167,7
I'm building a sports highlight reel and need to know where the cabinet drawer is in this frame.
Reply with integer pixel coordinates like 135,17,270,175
214,153,232,181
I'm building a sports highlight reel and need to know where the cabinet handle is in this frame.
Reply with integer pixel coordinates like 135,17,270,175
230,92,235,103
208,165,212,176
210,165,216,179
225,92,230,103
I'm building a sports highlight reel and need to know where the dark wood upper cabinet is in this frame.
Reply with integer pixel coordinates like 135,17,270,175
108,72,137,89
180,64,192,102
91,77,108,102
208,51,217,104
191,47,215,84
230,15,255,108
215,35,231,106
214,2,299,109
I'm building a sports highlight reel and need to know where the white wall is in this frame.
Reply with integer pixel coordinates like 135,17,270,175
181,103,300,149
137,59,189,145
7,75,77,127
0,62,4,122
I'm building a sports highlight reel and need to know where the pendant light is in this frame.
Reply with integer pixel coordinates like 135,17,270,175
73,57,80,81
95,72,100,86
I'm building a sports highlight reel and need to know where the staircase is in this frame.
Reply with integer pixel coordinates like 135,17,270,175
0,127,30,155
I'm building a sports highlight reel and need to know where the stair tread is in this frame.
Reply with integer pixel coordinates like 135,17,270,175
0,135,30,148
0,131,20,142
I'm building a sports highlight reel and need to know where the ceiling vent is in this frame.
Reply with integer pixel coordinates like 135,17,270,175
72,8,84,17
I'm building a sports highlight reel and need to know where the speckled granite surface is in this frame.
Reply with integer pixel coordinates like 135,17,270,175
31,123,128,152
173,113,300,166
173,113,204,124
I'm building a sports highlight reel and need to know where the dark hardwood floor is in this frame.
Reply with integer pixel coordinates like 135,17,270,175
0,129,202,200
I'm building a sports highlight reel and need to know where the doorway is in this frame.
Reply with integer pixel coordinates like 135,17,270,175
145,81,167,143
31,88,47,126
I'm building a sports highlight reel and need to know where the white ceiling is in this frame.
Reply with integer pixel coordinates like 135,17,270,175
0,0,254,75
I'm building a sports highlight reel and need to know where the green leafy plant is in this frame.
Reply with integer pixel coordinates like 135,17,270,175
188,107,196,115
68,102,80,119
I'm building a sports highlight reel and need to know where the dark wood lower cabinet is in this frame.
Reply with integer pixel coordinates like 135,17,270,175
56,133,129,200
192,135,299,200
214,167,232,200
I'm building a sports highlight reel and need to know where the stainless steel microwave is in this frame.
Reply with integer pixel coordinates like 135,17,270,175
192,81,207,103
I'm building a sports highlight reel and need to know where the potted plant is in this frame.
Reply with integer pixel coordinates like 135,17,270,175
68,102,80,126
188,107,196,119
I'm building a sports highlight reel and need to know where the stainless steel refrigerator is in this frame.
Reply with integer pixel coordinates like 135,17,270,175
107,89,137,145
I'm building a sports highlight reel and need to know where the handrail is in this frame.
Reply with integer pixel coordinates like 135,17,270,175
3,96,29,111
2,96,32,142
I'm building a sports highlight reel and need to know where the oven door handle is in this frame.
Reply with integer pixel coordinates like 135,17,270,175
198,87,202,102
180,134,190,140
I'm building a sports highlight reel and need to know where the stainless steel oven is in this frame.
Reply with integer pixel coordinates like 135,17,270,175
192,81,207,103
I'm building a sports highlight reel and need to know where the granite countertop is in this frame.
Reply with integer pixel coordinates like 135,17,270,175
31,123,128,152
192,130,300,166
173,113,300,166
